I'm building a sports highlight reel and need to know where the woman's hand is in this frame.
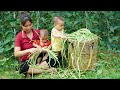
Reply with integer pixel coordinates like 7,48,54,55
29,48,39,54
14,47,39,58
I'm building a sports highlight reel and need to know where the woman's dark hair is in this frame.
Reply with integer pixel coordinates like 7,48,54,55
19,12,32,26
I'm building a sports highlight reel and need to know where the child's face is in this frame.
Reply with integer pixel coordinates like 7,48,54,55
40,36,48,43
54,20,64,31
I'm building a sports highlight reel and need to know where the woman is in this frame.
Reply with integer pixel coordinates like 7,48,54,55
14,12,54,76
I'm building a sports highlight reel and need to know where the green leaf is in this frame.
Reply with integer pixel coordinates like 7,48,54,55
110,26,114,32
99,53,106,60
115,50,120,53
11,44,14,49
114,26,120,30
74,21,79,25
111,36,119,42
110,26,120,33
109,38,113,43
4,45,11,52
4,31,12,36
97,70,102,74
4,39,11,45
40,17,45,23
10,22,15,27
0,47,4,53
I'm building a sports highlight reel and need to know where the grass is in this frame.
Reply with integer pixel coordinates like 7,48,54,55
0,50,120,79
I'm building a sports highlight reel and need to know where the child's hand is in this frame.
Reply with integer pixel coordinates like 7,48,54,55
33,43,37,47
43,46,48,49
61,35,66,39
42,56,48,61
33,43,41,49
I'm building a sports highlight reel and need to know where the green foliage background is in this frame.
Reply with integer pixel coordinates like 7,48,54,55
0,11,120,76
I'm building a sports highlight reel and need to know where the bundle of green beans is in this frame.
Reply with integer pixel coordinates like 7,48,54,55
28,48,59,67
43,48,60,67
28,50,41,66
66,28,98,42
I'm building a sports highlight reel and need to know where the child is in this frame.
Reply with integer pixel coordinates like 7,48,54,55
51,16,66,67
33,29,51,68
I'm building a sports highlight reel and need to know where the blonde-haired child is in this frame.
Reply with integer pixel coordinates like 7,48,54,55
51,16,66,67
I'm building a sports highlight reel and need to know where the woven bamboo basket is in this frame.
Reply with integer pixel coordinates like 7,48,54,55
67,29,98,70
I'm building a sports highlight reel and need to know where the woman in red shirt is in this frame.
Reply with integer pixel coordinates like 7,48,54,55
14,12,54,76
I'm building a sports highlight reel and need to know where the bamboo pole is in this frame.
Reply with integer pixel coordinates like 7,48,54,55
85,11,88,29
37,11,40,30
13,11,16,37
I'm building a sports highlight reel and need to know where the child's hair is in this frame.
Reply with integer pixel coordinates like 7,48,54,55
53,16,64,24
40,29,49,37
19,12,32,26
